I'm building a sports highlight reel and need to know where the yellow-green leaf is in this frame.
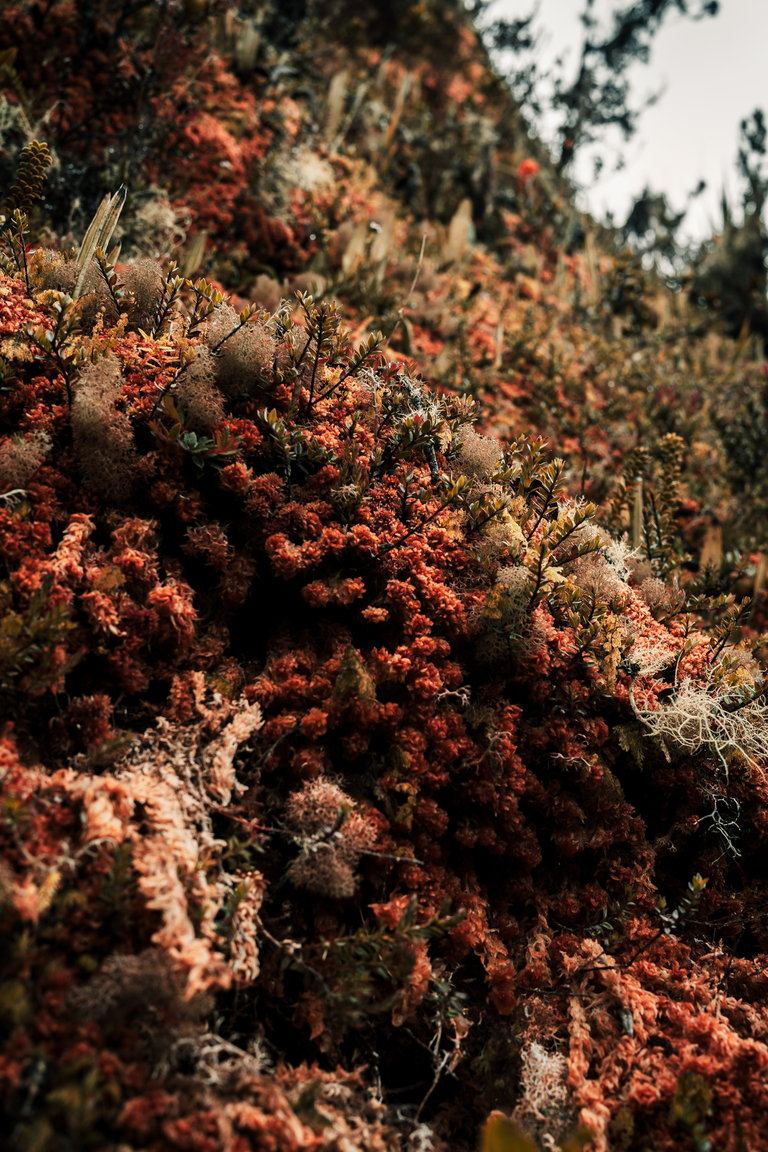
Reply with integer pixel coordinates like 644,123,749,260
480,1115,538,1152
560,1127,594,1152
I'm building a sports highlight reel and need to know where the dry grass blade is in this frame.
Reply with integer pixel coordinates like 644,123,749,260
76,194,110,267
74,185,127,299
181,230,208,279
325,69,348,140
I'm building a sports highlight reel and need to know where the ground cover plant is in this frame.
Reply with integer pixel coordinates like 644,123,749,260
3,3,768,1151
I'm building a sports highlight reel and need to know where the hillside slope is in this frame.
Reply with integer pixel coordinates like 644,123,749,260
2,4,768,1151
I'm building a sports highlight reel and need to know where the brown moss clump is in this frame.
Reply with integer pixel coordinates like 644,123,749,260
284,778,377,899
176,346,226,434
454,425,502,476
0,430,51,490
71,355,137,501
122,258,164,331
202,305,278,397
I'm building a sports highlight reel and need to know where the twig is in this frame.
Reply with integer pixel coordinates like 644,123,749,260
207,802,423,865
414,1048,451,1124
404,233,427,306
381,233,427,352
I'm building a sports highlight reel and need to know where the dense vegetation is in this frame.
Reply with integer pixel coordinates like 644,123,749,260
2,3,768,1151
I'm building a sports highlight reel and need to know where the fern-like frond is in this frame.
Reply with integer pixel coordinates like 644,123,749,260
2,138,51,214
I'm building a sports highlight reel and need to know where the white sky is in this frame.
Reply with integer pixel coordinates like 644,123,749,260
483,0,768,243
